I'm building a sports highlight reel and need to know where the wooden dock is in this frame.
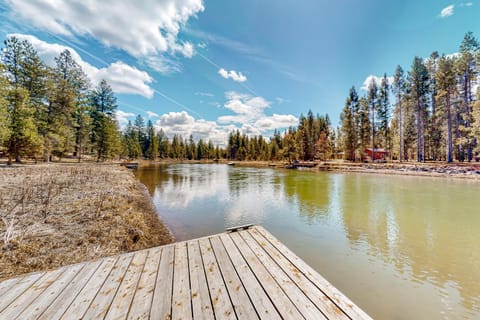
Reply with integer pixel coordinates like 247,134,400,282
0,225,371,319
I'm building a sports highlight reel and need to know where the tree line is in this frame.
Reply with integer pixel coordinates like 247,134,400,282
0,37,121,164
339,32,480,162
2,33,479,164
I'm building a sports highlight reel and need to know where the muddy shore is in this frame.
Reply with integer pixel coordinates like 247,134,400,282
0,163,173,281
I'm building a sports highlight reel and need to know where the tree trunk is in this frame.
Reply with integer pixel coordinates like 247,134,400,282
447,93,453,163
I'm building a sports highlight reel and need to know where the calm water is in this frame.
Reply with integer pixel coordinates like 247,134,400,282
135,164,480,319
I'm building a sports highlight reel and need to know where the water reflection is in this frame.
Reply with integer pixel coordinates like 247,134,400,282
135,164,480,319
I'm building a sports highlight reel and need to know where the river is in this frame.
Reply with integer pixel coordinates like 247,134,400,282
135,163,480,319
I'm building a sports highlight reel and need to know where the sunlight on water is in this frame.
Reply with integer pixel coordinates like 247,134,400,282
136,164,480,319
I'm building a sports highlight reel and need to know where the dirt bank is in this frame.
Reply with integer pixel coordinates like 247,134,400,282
0,163,173,281
314,161,480,180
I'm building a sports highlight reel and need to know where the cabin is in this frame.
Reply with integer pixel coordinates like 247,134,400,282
364,148,388,161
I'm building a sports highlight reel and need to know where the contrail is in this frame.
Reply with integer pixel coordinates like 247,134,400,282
45,31,204,119
196,51,257,96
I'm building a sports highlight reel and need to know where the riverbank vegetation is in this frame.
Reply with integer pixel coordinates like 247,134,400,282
0,163,173,280
0,33,479,165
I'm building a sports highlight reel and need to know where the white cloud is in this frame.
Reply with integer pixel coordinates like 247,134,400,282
459,2,473,7
361,75,394,91
254,114,298,130
154,92,298,145
5,0,203,57
440,5,455,18
9,33,154,98
4,0,203,73
146,111,159,118
156,111,231,145
218,68,247,82
115,110,135,127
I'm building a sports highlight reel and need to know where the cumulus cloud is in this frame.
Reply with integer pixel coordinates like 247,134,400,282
9,34,154,98
440,5,455,18
156,111,231,145
361,75,394,91
146,111,159,118
154,92,298,145
195,92,214,97
5,0,203,57
218,91,298,133
218,68,247,82
4,0,203,73
115,110,135,127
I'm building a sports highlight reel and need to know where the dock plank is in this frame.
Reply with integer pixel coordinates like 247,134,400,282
172,242,192,320
82,252,134,319
0,272,44,313
105,250,148,319
239,230,327,320
229,232,305,320
210,236,259,319
187,240,215,320
199,237,236,320
0,268,65,319
253,226,373,320
248,228,350,320
220,233,281,320
61,257,117,319
0,225,371,320
150,244,174,320
38,259,103,320
17,263,85,320
127,247,162,320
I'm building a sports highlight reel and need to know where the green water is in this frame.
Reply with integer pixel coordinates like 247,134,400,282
135,164,480,319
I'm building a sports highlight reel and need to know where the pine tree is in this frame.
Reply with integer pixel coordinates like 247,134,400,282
5,88,42,163
457,32,479,161
134,115,147,157
90,80,119,161
358,96,371,157
146,120,158,160
393,65,406,161
377,74,391,157
367,78,378,160
54,50,90,160
436,55,457,162
409,57,430,162
340,95,355,161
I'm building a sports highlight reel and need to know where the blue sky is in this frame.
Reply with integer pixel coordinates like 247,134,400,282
0,0,479,144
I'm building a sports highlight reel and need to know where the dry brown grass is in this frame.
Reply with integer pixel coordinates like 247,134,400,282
0,163,173,281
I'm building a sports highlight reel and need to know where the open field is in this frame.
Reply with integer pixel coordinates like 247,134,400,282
0,163,173,281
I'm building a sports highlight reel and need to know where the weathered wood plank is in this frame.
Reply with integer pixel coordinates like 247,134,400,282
187,240,214,320
0,267,65,319
210,236,259,319
253,226,372,320
198,237,236,320
172,241,192,320
0,276,20,298
37,259,103,320
105,250,148,320
150,244,174,320
0,272,44,313
229,232,305,320
60,257,117,319
239,230,327,320
82,252,134,319
0,226,371,320
127,247,162,320
17,263,85,320
248,228,350,320
220,233,281,320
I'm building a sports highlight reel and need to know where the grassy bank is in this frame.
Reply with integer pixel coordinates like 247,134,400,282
0,163,173,281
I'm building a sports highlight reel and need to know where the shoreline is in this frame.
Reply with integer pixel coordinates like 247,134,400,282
136,158,480,180
0,163,174,281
